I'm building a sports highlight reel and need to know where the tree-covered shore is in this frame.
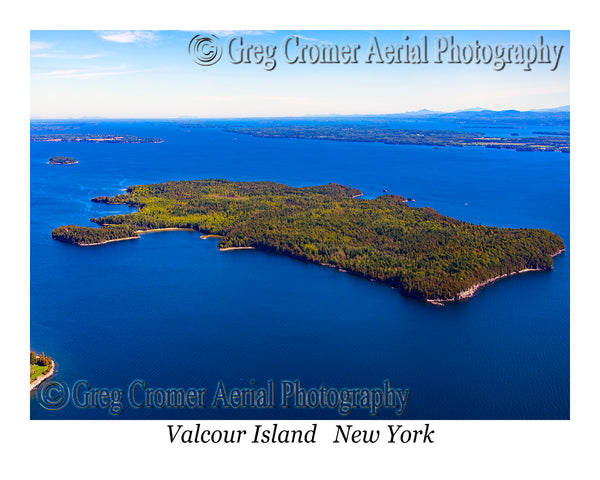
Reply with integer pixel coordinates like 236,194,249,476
30,351,54,389
52,179,565,301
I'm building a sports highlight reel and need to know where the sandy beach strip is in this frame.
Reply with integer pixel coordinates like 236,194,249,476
135,227,196,234
78,227,198,246
218,246,256,252
200,234,222,239
79,236,140,246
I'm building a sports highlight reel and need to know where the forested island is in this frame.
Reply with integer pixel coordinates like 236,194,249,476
49,156,78,165
31,134,162,143
51,179,564,302
224,126,569,153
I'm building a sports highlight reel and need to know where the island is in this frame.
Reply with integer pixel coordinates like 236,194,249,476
30,351,55,391
31,134,163,143
52,179,565,302
223,126,570,153
49,156,78,165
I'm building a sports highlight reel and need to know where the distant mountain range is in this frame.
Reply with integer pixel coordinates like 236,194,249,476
405,105,569,115
290,107,569,128
403,109,445,115
31,106,570,123
527,105,570,113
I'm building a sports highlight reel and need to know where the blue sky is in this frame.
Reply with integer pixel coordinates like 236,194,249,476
30,30,570,118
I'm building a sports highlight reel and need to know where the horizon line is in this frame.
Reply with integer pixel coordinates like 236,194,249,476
30,105,570,121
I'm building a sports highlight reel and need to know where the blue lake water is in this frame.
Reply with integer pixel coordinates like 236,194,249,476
30,120,569,419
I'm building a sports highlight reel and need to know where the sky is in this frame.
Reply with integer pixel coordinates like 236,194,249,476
30,30,570,119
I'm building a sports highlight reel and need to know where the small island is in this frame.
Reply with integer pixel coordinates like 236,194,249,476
49,156,78,165
52,179,565,302
30,351,55,391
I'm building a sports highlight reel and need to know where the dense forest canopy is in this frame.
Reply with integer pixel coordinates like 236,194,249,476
52,179,564,301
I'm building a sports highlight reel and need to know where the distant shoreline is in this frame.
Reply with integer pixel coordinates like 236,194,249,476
31,134,163,144
224,124,570,153
30,360,55,392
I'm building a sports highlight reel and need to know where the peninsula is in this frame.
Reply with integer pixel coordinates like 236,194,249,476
51,179,565,302
49,156,78,165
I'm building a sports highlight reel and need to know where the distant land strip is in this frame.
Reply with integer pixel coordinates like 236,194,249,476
224,126,569,153
31,134,163,144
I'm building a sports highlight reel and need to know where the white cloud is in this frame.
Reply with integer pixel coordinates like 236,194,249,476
31,52,106,60
293,35,319,42
98,31,157,43
202,30,275,37
30,41,52,51
35,67,136,79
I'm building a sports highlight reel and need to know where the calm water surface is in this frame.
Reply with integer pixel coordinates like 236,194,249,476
30,120,569,419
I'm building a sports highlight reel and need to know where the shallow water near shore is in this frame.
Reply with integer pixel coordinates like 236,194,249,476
30,120,569,419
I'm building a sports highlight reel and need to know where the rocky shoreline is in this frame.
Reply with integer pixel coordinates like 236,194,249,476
427,248,566,305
